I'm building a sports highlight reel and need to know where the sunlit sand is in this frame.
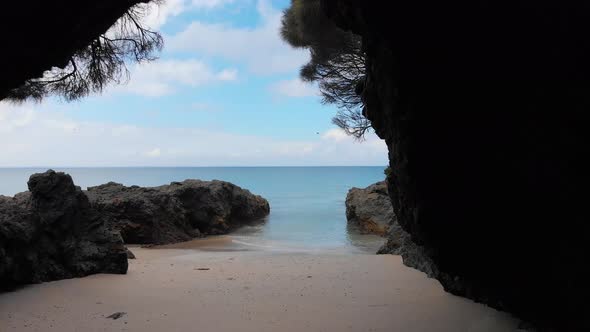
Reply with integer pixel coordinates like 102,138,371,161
0,241,520,332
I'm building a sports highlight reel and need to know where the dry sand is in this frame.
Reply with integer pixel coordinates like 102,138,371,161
0,238,520,332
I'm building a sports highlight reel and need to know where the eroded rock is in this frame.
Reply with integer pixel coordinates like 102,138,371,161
86,180,270,245
346,182,435,272
345,181,393,236
0,170,127,290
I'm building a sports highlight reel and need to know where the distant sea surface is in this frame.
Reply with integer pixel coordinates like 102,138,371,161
0,167,388,253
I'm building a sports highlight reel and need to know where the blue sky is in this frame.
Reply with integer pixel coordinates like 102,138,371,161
0,0,387,167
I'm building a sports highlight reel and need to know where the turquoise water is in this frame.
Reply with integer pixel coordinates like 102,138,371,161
0,167,387,253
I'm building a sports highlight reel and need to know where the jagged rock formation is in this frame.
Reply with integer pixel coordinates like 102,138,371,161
345,181,393,236
377,222,439,278
0,171,269,289
346,181,438,274
323,1,589,331
342,179,440,281
0,170,128,290
86,180,270,245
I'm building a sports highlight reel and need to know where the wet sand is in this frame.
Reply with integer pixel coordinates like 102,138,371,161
0,241,520,332
152,236,241,251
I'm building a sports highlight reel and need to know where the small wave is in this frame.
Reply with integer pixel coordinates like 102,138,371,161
230,239,278,249
229,236,363,254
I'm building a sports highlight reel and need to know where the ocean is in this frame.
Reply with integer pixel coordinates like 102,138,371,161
0,167,388,253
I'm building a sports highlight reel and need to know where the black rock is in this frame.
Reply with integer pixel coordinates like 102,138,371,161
346,182,437,273
0,170,128,290
86,180,270,245
106,312,126,320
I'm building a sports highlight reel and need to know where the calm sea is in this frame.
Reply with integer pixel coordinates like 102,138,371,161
0,167,388,253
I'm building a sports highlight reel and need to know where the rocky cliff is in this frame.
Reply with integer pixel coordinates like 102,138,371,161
86,180,270,245
323,1,589,331
346,181,438,274
0,170,128,290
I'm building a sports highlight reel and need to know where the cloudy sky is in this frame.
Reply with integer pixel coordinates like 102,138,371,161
0,0,387,167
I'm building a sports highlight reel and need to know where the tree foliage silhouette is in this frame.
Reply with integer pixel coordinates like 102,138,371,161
6,3,162,102
280,0,369,138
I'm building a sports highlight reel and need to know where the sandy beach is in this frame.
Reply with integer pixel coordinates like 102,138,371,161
0,237,520,332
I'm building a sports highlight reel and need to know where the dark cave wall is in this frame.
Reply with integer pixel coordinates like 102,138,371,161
323,1,589,331
0,0,152,101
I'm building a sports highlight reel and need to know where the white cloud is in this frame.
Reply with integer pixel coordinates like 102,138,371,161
142,0,237,30
216,68,238,81
167,0,309,75
322,128,349,142
0,103,387,167
0,2,388,171
0,105,35,133
143,0,187,30
191,0,236,8
111,59,237,97
271,78,318,98
145,148,162,157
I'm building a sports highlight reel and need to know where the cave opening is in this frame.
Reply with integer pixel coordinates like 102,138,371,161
1,1,588,332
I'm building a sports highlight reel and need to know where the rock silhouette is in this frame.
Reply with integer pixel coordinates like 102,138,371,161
0,170,127,290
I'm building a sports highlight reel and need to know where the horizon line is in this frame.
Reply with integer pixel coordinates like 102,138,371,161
0,165,387,169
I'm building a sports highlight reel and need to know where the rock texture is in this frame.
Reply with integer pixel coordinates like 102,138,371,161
346,181,437,274
86,180,270,245
0,170,128,290
323,1,589,331
345,181,393,236
345,181,439,278
377,222,439,278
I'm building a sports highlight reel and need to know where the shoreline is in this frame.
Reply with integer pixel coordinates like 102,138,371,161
145,235,385,255
147,235,238,250
0,247,520,332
